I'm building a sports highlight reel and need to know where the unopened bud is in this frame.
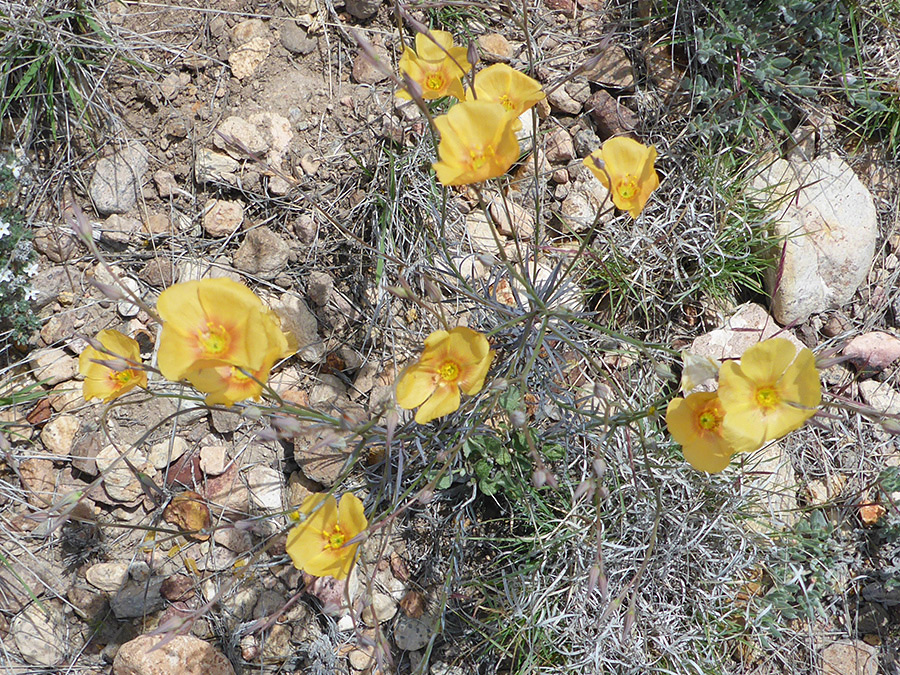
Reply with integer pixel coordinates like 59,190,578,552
574,479,595,501
90,280,123,301
532,469,547,488
654,362,676,381
509,409,527,428
270,415,302,435
881,418,900,435
401,72,423,101
623,608,636,641
593,380,612,401
491,378,508,392
592,458,607,478
418,487,435,504
597,485,610,500
423,278,442,302
588,564,604,595
467,40,480,67
387,285,414,299
476,252,498,267
241,406,262,420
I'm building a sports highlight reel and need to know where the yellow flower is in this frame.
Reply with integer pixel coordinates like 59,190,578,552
583,136,660,218
285,493,367,580
432,101,520,186
396,326,493,424
156,278,281,382
666,392,757,473
79,329,147,402
718,338,821,448
398,30,470,101
184,308,290,406
466,63,545,130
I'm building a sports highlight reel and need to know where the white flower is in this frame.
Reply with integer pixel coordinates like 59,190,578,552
0,220,9,239
23,261,38,277
24,287,39,301
0,269,12,284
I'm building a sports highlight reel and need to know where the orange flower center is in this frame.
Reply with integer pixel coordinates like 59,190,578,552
109,369,137,387
197,322,230,357
425,73,446,91
439,361,460,382
697,405,724,432
755,386,780,410
617,175,639,200
498,94,515,111
469,145,496,170
323,524,346,550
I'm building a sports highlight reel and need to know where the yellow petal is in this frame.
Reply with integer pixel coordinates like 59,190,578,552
666,393,739,472
717,361,758,415
300,545,357,579
601,136,653,177
416,30,454,62
432,101,520,186
337,493,367,537
583,152,610,190
396,363,438,410
721,407,767,450
780,347,821,409
738,339,797,385
681,438,733,473
469,64,545,118
97,329,142,362
415,384,461,424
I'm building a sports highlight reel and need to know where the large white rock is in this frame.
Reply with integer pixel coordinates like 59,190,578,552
753,154,877,325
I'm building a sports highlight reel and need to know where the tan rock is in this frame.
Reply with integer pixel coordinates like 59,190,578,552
40,414,81,455
232,18,267,45
31,347,78,385
822,639,878,675
584,46,634,88
478,33,511,62
112,634,235,675
202,199,244,237
229,37,271,80
20,458,56,505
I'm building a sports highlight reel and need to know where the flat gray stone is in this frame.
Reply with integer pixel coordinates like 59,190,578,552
89,144,148,215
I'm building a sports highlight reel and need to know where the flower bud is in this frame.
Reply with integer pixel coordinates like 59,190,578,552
476,252,498,267
509,409,527,428
241,406,262,420
532,469,547,488
467,40,480,67
491,378,508,392
592,458,607,478
574,479,595,501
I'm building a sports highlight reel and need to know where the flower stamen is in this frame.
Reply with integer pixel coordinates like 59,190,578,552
755,386,780,410
439,361,460,382
617,175,639,200
198,323,229,356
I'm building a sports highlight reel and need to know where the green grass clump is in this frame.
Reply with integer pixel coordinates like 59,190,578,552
0,0,114,145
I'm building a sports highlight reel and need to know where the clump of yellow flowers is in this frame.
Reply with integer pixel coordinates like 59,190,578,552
78,278,294,406
398,29,660,216
666,338,822,473
398,30,545,186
